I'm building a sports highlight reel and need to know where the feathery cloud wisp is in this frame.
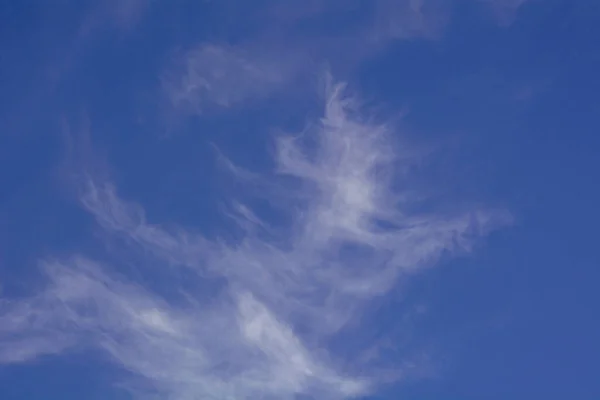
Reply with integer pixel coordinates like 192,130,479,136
160,0,535,116
0,80,510,399
163,44,304,114
161,1,454,115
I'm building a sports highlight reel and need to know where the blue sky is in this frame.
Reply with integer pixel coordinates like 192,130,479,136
1,1,599,399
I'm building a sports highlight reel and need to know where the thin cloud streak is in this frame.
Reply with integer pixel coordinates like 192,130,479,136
163,44,305,114
161,0,531,115
161,1,451,115
0,79,510,399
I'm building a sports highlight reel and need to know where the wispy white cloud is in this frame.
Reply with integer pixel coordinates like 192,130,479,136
161,1,454,115
0,79,510,399
163,44,305,114
161,0,533,116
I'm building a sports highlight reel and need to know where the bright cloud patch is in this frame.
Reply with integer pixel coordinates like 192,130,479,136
0,80,509,399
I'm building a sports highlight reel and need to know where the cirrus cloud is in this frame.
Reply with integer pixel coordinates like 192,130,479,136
0,79,510,399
